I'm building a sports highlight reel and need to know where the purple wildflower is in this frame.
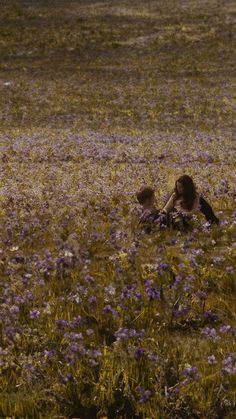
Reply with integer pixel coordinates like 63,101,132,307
134,347,145,359
208,355,217,365
172,274,182,288
64,332,83,341
147,352,157,362
144,279,161,300
169,387,180,395
56,319,69,329
202,327,220,342
114,328,145,341
226,266,234,275
88,295,97,307
91,349,102,358
196,290,208,300
72,316,83,326
29,309,40,319
9,305,20,315
59,372,74,384
69,343,79,353
203,310,219,322
44,349,56,358
212,255,225,264
86,328,94,336
64,354,76,365
182,366,200,383
84,275,95,283
219,325,234,334
182,366,198,377
173,305,190,318
103,304,118,318
137,387,152,403
221,353,236,375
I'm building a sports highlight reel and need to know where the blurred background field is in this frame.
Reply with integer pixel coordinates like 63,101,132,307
0,1,236,418
0,0,235,133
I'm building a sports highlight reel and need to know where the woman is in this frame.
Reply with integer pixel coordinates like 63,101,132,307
159,175,219,231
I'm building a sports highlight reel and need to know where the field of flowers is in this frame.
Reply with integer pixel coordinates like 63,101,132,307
0,1,236,418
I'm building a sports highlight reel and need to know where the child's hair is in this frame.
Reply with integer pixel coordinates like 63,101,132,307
136,187,155,204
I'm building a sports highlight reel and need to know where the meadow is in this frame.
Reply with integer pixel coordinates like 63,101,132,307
0,0,236,417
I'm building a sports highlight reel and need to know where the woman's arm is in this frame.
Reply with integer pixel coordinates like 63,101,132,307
199,196,219,224
162,192,175,213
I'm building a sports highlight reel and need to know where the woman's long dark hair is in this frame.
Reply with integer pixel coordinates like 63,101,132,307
174,175,197,210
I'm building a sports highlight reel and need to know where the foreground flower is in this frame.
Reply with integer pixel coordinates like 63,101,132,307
103,304,118,318
226,266,234,274
221,353,236,374
114,328,145,341
219,324,234,334
29,309,40,319
134,347,146,359
201,327,220,342
137,387,152,403
182,366,200,384
208,355,217,365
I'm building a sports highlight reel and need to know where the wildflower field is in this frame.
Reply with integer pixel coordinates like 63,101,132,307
0,0,236,418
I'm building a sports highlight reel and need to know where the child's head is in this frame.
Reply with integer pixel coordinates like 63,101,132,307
136,187,155,207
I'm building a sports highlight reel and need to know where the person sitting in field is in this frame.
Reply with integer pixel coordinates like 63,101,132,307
136,186,160,233
159,174,219,231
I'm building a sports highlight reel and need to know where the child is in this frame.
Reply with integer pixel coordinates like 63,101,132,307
136,187,160,233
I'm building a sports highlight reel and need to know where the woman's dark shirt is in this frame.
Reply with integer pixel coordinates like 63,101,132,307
199,196,219,224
